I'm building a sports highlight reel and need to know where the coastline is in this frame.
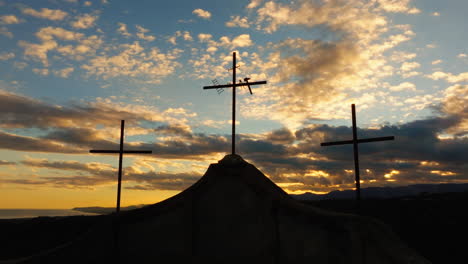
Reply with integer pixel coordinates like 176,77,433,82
0,209,99,219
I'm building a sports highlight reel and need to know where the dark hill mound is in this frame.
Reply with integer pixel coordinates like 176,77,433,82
1,155,429,263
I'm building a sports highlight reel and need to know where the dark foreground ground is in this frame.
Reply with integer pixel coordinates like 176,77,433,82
305,191,468,264
0,214,100,261
0,192,466,263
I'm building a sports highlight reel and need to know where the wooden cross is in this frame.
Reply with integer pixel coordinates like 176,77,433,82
90,120,152,213
203,51,267,154
320,104,395,203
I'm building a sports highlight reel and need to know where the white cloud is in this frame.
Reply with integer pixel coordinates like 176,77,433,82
390,51,416,62
400,61,420,71
231,34,253,47
192,9,211,19
81,41,183,82
237,32,416,127
202,119,231,128
402,71,420,78
198,33,212,42
377,0,420,14
442,84,468,116
441,84,468,136
167,36,177,45
240,38,364,127
182,31,193,41
458,53,467,58
84,1,92,6
0,26,13,38
403,94,438,111
117,23,131,37
187,53,226,79
217,34,253,48
19,27,99,66
22,8,68,21
32,68,49,76
0,15,21,24
190,1,424,128
53,67,74,78
255,0,389,40
431,59,442,65
432,12,440,16
0,52,14,61
206,46,217,53
136,25,155,41
71,14,98,29
167,30,192,45
389,81,416,91
247,0,263,9
226,16,250,28
56,35,102,59
14,61,28,70
36,27,84,42
427,71,468,83
136,25,149,33
19,40,58,67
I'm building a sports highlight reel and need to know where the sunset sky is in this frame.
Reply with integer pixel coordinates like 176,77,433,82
0,0,466,209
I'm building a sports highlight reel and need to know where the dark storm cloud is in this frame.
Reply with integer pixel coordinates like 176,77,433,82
238,138,288,154
0,130,80,153
236,115,467,192
4,112,467,192
390,171,468,184
1,179,47,185
293,115,466,165
42,127,119,150
1,90,466,193
0,90,231,158
0,90,155,129
21,158,115,174
0,160,16,165
39,175,113,189
1,125,230,159
365,116,465,164
5,158,202,190
134,134,229,159
265,127,296,144
274,39,360,104
125,169,202,191
154,124,193,138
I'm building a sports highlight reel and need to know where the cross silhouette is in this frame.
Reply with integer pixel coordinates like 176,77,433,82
320,104,395,204
203,52,267,154
90,120,152,213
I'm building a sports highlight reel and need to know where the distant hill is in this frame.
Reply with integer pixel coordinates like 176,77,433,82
72,204,148,214
73,184,468,212
291,183,468,200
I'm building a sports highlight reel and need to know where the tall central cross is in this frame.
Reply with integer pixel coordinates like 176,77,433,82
90,120,152,213
320,104,395,204
203,51,267,154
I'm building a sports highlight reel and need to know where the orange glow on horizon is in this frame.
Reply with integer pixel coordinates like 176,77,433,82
430,170,457,176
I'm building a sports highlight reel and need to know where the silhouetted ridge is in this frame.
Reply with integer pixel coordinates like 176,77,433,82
14,155,430,264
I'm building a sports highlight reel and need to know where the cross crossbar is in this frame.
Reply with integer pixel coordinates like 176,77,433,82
203,81,267,89
321,136,395,146
90,150,153,154
320,104,395,209
203,51,267,155
89,120,152,213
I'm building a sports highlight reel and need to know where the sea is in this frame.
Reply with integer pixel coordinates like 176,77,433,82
0,209,99,219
